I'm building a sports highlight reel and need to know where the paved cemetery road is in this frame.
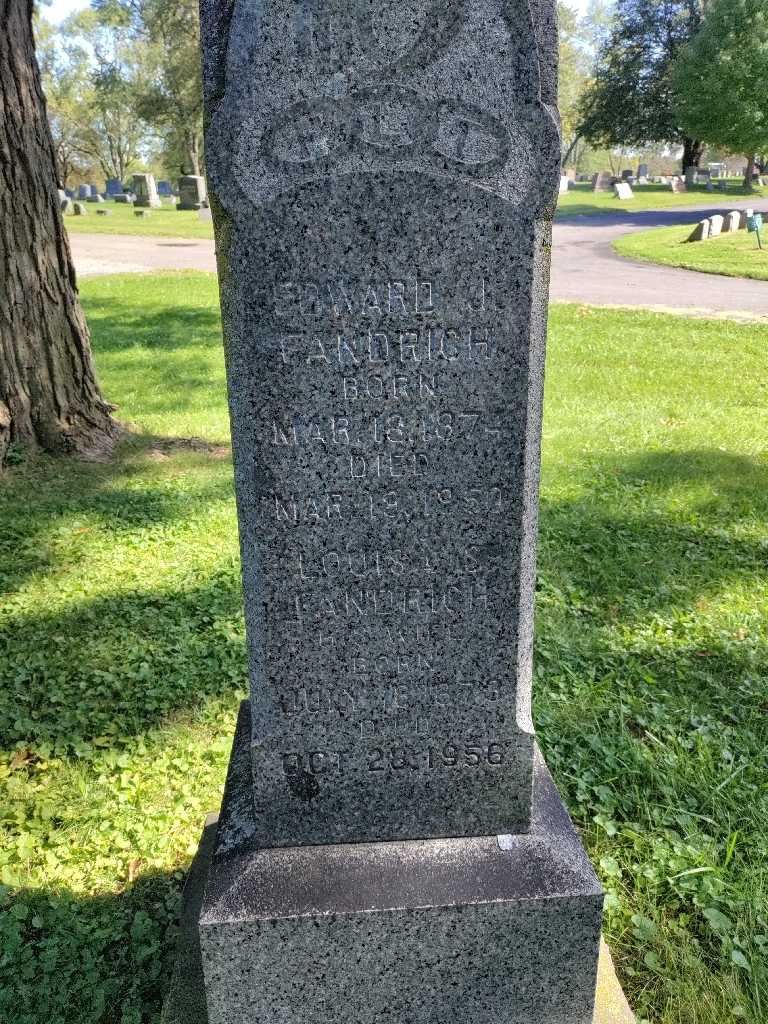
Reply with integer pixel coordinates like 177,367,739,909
70,197,768,318
553,199,768,319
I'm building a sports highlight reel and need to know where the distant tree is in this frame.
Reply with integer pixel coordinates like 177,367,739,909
59,6,149,182
674,0,768,189
35,18,95,186
557,2,591,166
94,0,204,177
578,0,705,172
135,0,204,175
0,0,118,464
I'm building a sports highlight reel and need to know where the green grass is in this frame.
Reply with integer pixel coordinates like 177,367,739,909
1,273,767,1023
64,199,214,239
61,184,768,241
614,224,768,282
556,181,768,219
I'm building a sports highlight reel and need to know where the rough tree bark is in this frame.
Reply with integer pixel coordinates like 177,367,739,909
744,154,756,191
0,0,119,465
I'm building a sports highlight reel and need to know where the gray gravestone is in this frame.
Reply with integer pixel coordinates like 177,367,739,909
106,177,122,195
158,179,174,196
709,214,724,237
77,184,91,199
72,201,87,215
687,219,710,242
739,208,754,229
592,170,613,192
637,162,648,179
164,3,603,1023
132,173,162,208
723,211,741,233
177,174,207,210
60,197,74,215
114,193,133,204
614,182,633,200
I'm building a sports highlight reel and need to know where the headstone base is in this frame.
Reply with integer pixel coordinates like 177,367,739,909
134,198,162,208
164,702,604,1024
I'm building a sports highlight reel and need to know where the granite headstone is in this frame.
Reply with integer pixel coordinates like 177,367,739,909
592,170,613,192
177,174,207,210
164,2,604,1022
709,213,724,237
106,177,123,195
132,173,162,208
614,182,633,200
723,211,741,233
687,219,710,242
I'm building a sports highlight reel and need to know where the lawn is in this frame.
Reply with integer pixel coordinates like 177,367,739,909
64,199,214,239
614,224,768,282
1,273,767,1024
60,183,768,241
557,181,768,219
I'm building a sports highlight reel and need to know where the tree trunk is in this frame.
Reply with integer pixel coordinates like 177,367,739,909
0,0,119,465
681,137,705,172
744,154,756,191
185,130,201,176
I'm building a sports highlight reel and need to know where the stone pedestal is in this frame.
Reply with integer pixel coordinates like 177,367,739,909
165,703,603,1024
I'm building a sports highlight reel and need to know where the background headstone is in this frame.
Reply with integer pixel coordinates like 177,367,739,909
637,163,648,179
723,211,741,233
114,193,133,204
77,184,91,199
157,179,174,196
592,171,613,192
106,177,122,196
165,3,605,1024
670,177,687,193
60,197,74,215
132,173,162,208
559,174,570,195
709,214,724,237
739,208,754,229
72,201,87,215
177,175,207,210
614,182,634,200
687,219,710,242
87,193,105,203
96,208,112,216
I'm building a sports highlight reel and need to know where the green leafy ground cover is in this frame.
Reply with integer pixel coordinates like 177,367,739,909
556,181,767,219
1,273,766,1023
614,224,768,282
64,200,213,238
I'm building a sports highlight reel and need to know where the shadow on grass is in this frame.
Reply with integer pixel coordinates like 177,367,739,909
85,299,222,354
0,433,233,601
0,868,185,1024
1,445,766,754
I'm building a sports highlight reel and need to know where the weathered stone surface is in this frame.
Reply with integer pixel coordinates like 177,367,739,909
77,183,92,198
592,170,613,192
193,702,603,1024
723,210,741,233
739,208,754,229
60,197,74,215
709,214,724,237
106,177,122,195
114,193,133,204
637,163,648,179
560,174,570,194
133,172,162,208
158,179,174,196
670,177,687,193
96,208,112,216
73,201,87,215
201,0,561,846
614,182,633,200
687,219,710,242
86,193,104,203
178,174,207,209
